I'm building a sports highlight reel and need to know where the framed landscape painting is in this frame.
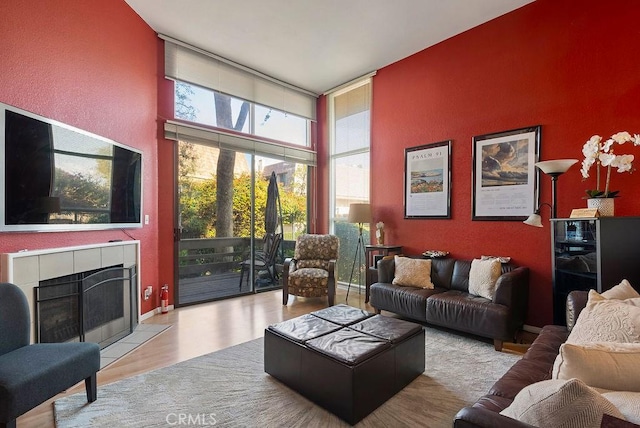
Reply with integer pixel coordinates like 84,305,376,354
404,141,451,219
472,125,541,221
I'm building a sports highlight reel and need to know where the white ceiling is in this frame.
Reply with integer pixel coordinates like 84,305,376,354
125,0,534,95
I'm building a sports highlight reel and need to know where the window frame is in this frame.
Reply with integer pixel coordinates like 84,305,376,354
328,78,373,232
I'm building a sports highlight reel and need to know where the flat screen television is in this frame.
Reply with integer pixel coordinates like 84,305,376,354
0,102,143,232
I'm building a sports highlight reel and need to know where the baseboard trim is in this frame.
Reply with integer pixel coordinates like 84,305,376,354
140,309,156,321
337,283,364,291
140,305,175,321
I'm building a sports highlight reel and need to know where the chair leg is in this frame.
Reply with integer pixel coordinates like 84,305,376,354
493,339,503,352
85,373,97,402
238,265,245,291
328,277,336,307
282,282,288,305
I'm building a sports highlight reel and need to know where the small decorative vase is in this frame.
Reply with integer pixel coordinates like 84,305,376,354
376,229,385,246
587,198,615,217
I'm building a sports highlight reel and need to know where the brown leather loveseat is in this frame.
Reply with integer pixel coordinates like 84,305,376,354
453,290,589,427
369,257,529,351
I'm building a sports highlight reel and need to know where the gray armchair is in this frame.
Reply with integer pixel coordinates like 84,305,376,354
0,282,100,428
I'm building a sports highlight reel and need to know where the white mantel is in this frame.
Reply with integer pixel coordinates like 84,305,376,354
0,241,140,343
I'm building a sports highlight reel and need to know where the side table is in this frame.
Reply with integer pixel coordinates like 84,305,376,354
364,245,403,303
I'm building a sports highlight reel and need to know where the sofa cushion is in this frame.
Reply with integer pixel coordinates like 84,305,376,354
552,342,640,392
429,258,456,289
500,378,624,428
392,256,434,289
468,258,501,300
601,279,640,300
369,282,442,322
425,290,511,340
567,297,640,344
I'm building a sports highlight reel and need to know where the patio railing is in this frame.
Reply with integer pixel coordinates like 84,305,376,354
178,237,295,278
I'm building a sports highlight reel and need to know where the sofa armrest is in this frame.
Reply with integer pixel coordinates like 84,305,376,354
376,257,395,283
493,267,529,307
454,406,535,428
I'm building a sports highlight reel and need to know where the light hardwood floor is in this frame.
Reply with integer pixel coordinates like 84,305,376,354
19,286,374,428
20,286,529,427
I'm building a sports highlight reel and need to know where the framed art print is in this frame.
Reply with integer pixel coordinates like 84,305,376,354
472,125,541,221
404,140,451,218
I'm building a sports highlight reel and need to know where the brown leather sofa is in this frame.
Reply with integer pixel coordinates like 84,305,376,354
369,257,529,351
453,290,589,428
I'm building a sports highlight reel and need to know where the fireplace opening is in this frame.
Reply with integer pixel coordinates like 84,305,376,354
35,264,137,349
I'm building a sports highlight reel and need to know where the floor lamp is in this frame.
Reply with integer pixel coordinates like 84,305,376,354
346,203,371,301
523,159,578,227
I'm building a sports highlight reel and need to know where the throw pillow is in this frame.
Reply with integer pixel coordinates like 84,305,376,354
601,392,640,425
392,256,433,289
468,258,501,300
481,255,511,263
552,342,640,392
566,297,640,344
500,378,624,428
601,280,640,300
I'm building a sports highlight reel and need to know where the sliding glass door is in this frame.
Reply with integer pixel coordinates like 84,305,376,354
175,142,308,306
170,81,313,306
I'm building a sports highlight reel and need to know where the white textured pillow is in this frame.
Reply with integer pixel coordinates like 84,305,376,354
601,391,640,425
392,256,433,289
552,342,640,392
601,279,640,300
468,258,501,300
567,297,640,344
500,378,624,428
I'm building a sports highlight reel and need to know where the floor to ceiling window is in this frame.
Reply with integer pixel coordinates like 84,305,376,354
163,37,317,306
328,78,373,290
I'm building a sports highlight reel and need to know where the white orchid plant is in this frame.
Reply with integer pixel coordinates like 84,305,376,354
375,221,384,239
580,131,640,198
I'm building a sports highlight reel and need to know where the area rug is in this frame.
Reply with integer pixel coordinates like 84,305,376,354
54,327,520,428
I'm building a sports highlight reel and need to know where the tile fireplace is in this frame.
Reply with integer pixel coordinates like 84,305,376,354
0,241,139,345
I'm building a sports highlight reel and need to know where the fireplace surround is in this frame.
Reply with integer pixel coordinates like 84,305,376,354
0,241,139,344
35,264,137,349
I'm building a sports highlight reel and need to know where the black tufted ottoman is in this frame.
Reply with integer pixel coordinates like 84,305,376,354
264,304,425,425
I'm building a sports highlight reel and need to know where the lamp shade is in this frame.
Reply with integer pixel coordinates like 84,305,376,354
523,213,543,227
535,159,578,175
348,203,371,224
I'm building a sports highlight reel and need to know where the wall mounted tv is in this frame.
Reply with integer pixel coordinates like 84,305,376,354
0,102,143,232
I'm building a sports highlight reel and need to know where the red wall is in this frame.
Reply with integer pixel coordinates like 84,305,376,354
4,0,639,327
314,95,330,233
0,0,160,315
368,0,640,327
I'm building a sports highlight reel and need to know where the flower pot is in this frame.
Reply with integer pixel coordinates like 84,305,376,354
587,198,615,217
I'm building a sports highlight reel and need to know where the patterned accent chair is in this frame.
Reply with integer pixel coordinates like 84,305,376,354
282,234,339,306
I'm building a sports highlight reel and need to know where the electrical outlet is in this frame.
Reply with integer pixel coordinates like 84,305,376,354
144,285,153,300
